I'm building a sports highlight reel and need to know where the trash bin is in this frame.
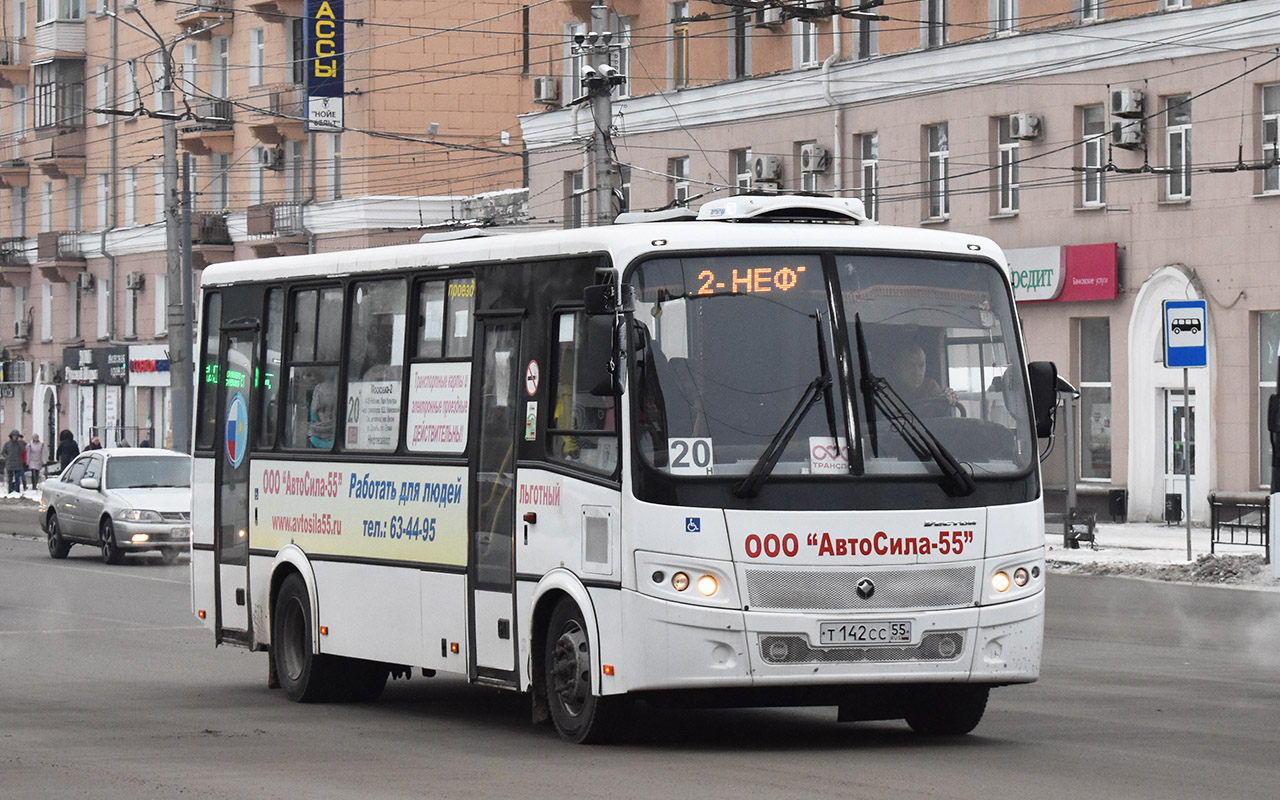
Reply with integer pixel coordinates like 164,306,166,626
1108,489,1128,523
1164,492,1183,524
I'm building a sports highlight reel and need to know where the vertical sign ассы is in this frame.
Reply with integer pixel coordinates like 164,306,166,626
306,0,344,131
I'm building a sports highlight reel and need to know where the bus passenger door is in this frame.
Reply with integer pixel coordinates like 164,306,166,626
469,317,521,685
213,327,257,646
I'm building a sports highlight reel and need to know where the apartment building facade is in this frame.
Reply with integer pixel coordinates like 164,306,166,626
524,0,1280,522
0,0,545,455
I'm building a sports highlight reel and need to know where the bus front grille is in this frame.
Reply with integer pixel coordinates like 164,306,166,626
759,632,966,665
744,566,975,611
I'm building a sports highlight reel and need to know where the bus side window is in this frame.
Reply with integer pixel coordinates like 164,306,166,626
345,279,406,452
195,292,223,450
259,289,284,449
548,311,617,475
416,277,474,360
283,287,342,449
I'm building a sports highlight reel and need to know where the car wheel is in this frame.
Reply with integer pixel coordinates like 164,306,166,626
46,512,71,559
100,518,124,565
903,685,990,736
272,573,338,702
543,599,628,743
159,548,181,565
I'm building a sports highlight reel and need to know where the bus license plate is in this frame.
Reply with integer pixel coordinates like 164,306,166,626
819,620,911,646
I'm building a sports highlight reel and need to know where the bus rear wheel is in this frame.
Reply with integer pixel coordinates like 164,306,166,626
903,685,990,736
272,573,338,702
543,600,626,743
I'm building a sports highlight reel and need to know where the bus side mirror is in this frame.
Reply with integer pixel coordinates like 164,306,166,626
583,284,635,315
1027,361,1059,439
582,314,620,396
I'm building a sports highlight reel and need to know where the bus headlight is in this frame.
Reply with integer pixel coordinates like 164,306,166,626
1014,567,1030,587
637,551,739,608
671,572,690,592
991,571,1012,593
696,574,719,597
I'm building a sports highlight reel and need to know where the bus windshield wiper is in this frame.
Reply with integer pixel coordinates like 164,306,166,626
735,312,836,499
853,318,975,498
853,315,879,459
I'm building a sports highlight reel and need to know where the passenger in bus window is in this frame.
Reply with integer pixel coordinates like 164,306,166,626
889,342,958,416
308,380,336,449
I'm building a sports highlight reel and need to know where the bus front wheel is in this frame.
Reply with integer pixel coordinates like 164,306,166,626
272,573,338,703
543,600,626,743
903,685,990,735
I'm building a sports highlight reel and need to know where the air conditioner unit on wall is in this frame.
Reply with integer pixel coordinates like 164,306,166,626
77,271,95,291
755,6,784,29
259,147,284,171
800,143,830,173
753,154,782,182
1110,87,1144,118
1008,113,1041,140
15,319,30,339
533,76,560,105
125,271,145,291
1111,120,1145,149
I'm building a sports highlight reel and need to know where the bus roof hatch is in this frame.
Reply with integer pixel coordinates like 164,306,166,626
696,195,868,223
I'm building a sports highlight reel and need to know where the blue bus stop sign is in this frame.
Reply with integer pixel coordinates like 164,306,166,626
1163,299,1207,368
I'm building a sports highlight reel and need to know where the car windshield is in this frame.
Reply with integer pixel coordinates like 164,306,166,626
106,456,192,489
627,252,1033,482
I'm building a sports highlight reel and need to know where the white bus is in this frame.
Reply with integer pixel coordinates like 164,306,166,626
191,195,1060,742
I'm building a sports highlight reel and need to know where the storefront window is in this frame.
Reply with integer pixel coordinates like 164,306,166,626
1257,312,1280,487
1079,317,1111,480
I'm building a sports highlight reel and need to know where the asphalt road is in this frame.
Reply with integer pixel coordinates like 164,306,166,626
1,527,1278,799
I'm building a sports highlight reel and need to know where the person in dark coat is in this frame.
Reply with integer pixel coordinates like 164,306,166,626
3,430,25,493
56,430,80,471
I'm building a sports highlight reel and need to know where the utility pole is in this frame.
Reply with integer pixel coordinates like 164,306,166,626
574,1,624,226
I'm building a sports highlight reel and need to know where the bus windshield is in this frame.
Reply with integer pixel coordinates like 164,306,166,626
628,252,1033,483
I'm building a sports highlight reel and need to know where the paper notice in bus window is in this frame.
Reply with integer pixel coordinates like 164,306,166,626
346,380,402,450
407,362,471,453
808,436,850,474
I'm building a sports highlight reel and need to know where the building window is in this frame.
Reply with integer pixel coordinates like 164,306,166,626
12,85,26,135
286,140,304,201
96,173,108,230
39,180,51,232
996,115,1019,214
1162,0,1190,10
250,147,265,205
68,177,82,231
249,28,265,87
612,15,631,98
671,2,689,89
123,59,137,113
68,282,80,340
1079,317,1111,480
994,0,1017,34
153,274,167,337
732,148,752,194
95,64,107,126
124,280,137,338
11,186,25,237
565,170,585,228
926,123,949,219
1259,312,1280,487
617,165,631,215
40,282,51,342
96,276,108,339
1079,0,1103,23
212,37,229,99
669,156,690,204
327,133,342,201
33,60,84,129
730,8,749,79
1081,104,1107,207
860,133,879,220
124,167,137,227
1166,94,1192,200
153,164,164,223
211,154,229,210
565,21,585,102
291,18,305,85
181,42,198,97
1262,84,1279,194
856,15,876,60
925,0,948,48
797,17,819,68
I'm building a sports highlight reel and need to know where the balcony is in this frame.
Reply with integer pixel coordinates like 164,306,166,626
0,136,27,188
175,0,235,36
247,202,308,258
0,236,30,288
34,20,86,60
0,39,26,88
190,212,235,269
247,84,306,144
36,231,86,281
246,0,301,19
33,127,85,178
179,99,235,155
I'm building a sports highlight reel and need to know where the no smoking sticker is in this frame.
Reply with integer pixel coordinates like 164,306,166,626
525,360,540,395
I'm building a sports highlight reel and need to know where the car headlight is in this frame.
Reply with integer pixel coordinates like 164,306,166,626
117,509,163,523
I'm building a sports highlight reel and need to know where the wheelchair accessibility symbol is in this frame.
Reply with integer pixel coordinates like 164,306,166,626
685,517,701,533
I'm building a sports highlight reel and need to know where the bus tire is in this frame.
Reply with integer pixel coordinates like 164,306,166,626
336,657,389,703
904,685,990,736
543,599,626,743
272,573,337,703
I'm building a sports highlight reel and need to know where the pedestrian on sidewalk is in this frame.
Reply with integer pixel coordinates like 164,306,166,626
25,434,45,488
84,436,102,451
18,434,27,491
56,430,79,471
3,430,25,494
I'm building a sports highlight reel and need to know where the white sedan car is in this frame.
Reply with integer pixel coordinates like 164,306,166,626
40,448,192,564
